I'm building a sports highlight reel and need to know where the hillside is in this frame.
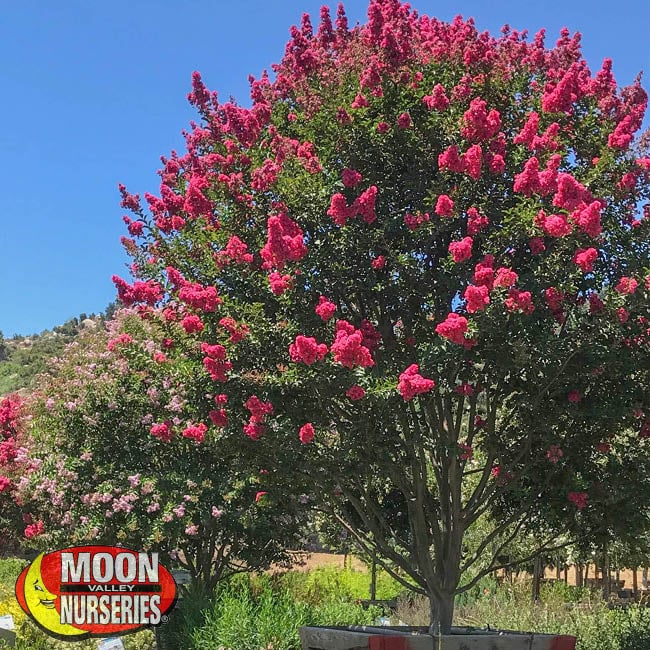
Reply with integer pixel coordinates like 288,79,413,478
0,304,117,396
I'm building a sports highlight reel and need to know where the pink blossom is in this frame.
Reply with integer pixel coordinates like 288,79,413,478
342,168,363,187
573,248,598,273
464,144,482,180
372,255,386,270
260,212,307,269
181,314,204,334
473,255,495,289
397,112,412,129
423,84,449,110
315,296,337,321
541,212,572,238
331,321,374,369
438,145,466,173
398,364,435,401
24,520,44,539
183,423,207,443
568,492,588,509
299,423,315,444
494,267,518,289
435,313,469,345
568,390,583,403
461,98,501,142
464,284,490,313
458,443,473,461
209,409,228,427
505,289,535,314
289,335,328,365
269,272,292,295
615,277,638,294
529,237,546,255
513,157,541,195
449,237,473,263
150,422,172,442
467,207,489,235
435,194,454,217
346,385,366,400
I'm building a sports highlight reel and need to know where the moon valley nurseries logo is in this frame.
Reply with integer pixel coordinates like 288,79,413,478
15,545,178,641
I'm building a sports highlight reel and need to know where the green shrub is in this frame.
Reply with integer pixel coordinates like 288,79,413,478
186,576,380,650
271,566,405,605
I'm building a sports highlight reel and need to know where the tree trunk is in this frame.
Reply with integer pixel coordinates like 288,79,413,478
370,554,377,600
532,556,542,602
564,566,568,584
576,563,583,588
643,567,648,589
429,592,454,635
633,567,638,594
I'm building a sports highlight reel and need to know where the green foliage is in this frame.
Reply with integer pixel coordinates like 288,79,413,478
271,566,404,603
174,576,380,650
450,581,650,650
0,558,25,597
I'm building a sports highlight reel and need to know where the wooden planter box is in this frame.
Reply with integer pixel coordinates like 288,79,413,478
300,625,576,650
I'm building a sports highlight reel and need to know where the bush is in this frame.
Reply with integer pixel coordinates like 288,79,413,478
271,566,405,604
167,574,381,650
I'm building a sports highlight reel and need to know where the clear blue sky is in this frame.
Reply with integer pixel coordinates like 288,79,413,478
1,0,648,336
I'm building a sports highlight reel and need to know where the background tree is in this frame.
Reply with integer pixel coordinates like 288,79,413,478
19,310,310,593
110,0,649,631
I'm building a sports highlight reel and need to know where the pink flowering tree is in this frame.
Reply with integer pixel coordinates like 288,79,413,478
20,312,309,592
112,0,649,630
0,394,40,549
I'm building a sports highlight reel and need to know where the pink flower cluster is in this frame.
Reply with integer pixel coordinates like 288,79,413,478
183,422,208,443
315,296,337,321
449,237,473,263
112,276,164,307
219,317,249,343
299,423,315,444
461,98,501,142
289,335,328,365
202,343,232,382
150,422,172,442
398,365,435,400
260,211,308,269
435,313,471,347
328,186,378,226
331,321,375,368
567,491,588,509
243,395,274,440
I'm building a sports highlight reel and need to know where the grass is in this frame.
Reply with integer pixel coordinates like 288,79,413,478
396,581,650,650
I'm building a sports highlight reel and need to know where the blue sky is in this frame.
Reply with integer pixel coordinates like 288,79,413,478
1,0,648,336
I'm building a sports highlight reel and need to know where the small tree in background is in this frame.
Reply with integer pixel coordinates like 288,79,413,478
109,0,649,631
0,394,38,552
19,311,310,593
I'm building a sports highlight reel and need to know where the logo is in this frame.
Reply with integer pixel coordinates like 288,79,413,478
15,545,178,641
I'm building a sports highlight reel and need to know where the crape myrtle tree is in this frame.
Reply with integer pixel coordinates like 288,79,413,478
18,312,310,593
112,0,650,630
0,394,39,550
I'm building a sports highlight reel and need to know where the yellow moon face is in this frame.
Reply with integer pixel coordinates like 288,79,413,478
23,553,85,637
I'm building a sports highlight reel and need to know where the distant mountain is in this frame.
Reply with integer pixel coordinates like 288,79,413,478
0,303,118,396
